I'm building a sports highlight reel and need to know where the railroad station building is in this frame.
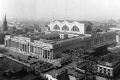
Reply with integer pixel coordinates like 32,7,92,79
4,20,116,63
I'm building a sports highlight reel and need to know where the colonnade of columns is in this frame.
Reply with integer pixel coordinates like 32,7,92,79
5,39,53,60
86,34,115,49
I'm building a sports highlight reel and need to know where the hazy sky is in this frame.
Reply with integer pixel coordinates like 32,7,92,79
0,0,120,21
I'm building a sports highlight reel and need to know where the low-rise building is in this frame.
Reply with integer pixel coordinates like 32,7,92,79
96,53,120,80
44,69,70,80
110,27,120,46
4,21,116,64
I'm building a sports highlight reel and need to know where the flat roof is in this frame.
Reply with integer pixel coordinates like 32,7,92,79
53,20,93,25
11,31,90,44
98,53,120,67
45,62,76,78
48,31,85,36
20,32,59,40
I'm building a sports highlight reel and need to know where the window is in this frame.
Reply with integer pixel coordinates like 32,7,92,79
62,25,69,31
71,25,79,32
99,67,102,69
103,68,106,74
108,69,110,71
31,46,34,53
99,70,102,73
104,68,106,71
53,25,60,30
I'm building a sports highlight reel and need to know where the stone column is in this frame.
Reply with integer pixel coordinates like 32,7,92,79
42,49,44,58
8,40,10,47
47,50,50,59
16,42,18,49
31,45,33,53
30,45,32,53
24,44,26,52
41,48,43,57
46,50,48,59
26,44,28,53
40,48,42,56
33,46,35,54
15,42,17,48
12,41,14,47
35,47,37,54
9,40,11,47
20,43,23,51
50,51,53,60
18,42,20,51
25,44,27,52
34,46,36,54
37,47,39,55
34,46,35,54
28,44,30,53
14,41,15,48
38,47,41,56
21,43,23,51
5,39,7,47
28,43,30,53
19,43,21,51
50,50,53,60
10,41,12,47
47,50,48,59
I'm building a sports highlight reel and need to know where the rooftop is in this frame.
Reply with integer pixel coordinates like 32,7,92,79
98,53,120,67
45,62,76,78
52,20,93,25
48,31,85,36
22,32,59,40
13,31,88,44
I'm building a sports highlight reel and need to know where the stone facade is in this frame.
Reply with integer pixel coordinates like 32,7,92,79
110,27,120,46
48,20,93,34
4,21,116,63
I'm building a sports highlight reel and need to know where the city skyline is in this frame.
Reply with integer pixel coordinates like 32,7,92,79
0,0,120,21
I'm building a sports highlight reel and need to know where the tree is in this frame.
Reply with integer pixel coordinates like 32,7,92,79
0,48,8,54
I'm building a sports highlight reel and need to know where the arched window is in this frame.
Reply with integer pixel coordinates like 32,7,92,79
54,25,60,30
62,25,69,31
71,25,79,32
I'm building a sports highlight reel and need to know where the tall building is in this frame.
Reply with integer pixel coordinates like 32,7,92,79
2,14,8,31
